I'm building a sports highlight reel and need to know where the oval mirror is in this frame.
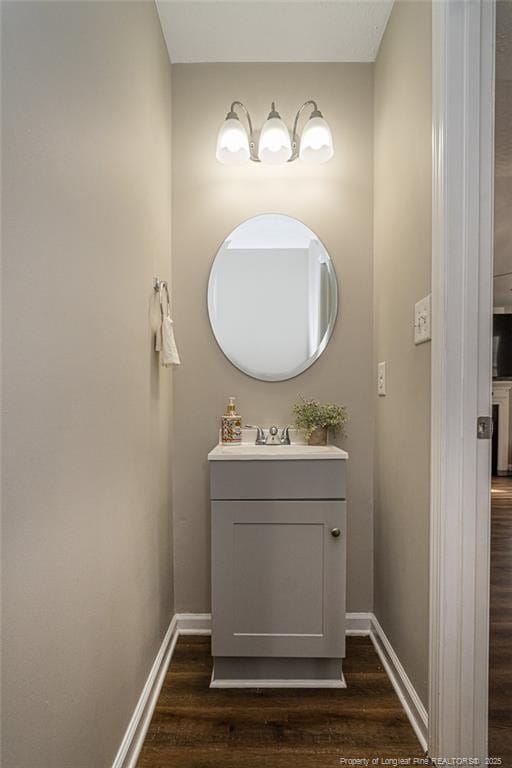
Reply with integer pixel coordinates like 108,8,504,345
208,214,338,381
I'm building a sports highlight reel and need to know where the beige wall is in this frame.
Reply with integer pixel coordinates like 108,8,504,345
171,63,374,613
373,1,432,706
494,1,512,279
1,3,174,766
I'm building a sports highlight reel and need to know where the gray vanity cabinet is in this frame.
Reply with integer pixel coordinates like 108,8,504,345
209,454,347,686
212,499,346,658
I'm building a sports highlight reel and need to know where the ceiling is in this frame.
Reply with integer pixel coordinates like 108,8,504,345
156,0,394,63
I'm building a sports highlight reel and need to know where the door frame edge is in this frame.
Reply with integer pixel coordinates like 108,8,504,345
429,0,495,758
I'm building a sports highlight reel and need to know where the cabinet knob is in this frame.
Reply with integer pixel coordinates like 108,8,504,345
330,527,341,538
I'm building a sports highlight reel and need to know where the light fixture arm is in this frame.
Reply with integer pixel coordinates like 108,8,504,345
228,101,259,162
290,100,322,161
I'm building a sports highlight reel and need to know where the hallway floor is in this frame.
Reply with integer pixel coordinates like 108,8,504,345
489,476,512,762
137,635,423,767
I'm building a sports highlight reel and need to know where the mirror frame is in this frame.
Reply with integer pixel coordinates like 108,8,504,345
207,213,339,382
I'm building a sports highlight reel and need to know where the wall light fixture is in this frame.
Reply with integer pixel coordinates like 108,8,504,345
216,100,334,166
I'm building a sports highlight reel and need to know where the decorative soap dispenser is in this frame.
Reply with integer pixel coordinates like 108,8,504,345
221,397,242,444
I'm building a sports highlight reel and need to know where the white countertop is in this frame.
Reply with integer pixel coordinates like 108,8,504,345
208,443,348,461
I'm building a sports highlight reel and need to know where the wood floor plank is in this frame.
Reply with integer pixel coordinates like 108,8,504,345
136,635,423,767
489,477,512,763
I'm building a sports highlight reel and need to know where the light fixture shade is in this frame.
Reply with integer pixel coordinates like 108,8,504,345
258,117,292,165
216,117,250,165
299,116,334,164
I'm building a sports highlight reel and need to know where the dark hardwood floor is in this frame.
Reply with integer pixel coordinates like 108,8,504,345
137,635,423,767
489,476,512,763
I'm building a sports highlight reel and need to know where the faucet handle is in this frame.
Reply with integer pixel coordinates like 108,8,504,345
280,425,292,445
266,425,280,445
245,425,266,445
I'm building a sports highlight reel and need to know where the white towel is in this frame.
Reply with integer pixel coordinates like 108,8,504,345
159,314,181,367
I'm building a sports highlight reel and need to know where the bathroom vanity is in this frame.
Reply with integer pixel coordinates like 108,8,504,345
208,436,348,688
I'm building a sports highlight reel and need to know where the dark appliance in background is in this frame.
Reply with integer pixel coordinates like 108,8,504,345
492,403,499,476
492,313,512,475
493,313,512,378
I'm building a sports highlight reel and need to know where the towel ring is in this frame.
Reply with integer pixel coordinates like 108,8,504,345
154,277,171,319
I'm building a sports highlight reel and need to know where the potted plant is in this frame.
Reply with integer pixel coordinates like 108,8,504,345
292,396,348,446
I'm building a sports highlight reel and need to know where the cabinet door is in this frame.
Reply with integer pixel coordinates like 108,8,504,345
211,500,346,658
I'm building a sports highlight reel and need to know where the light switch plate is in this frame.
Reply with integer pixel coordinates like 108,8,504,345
377,362,386,396
414,294,432,345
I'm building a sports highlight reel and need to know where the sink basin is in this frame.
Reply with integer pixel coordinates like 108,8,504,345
208,443,348,461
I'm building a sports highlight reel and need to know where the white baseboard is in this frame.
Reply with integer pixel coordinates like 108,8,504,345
176,612,212,634
112,610,428,766
370,614,428,753
112,613,210,768
112,615,178,768
346,611,373,634
175,612,374,636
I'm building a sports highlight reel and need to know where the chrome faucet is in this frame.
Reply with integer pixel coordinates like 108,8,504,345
246,424,292,445
266,425,281,445
280,425,292,445
245,425,267,445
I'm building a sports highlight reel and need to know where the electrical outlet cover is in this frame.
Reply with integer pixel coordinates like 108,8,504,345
414,294,432,345
377,361,386,396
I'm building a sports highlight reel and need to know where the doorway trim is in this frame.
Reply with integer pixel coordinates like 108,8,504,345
429,0,494,759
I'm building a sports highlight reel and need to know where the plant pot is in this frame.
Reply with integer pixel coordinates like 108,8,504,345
308,427,328,446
